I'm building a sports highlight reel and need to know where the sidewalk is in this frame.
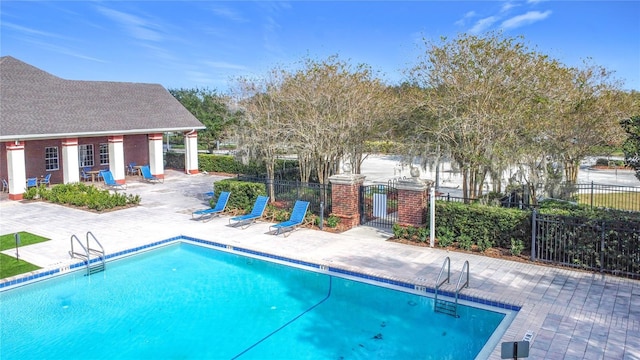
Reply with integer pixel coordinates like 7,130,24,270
1,170,638,359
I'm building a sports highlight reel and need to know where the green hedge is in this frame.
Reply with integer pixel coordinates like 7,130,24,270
165,152,183,170
427,201,531,249
213,179,266,211
23,183,140,211
424,200,640,253
165,152,299,177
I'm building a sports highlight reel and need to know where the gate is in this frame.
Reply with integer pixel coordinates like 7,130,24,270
359,183,398,228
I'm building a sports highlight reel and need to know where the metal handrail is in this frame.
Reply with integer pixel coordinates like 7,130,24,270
456,260,470,293
69,234,89,261
86,231,106,272
435,257,450,289
86,231,105,257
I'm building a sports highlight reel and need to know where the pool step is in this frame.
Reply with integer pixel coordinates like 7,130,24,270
87,262,105,275
434,298,458,317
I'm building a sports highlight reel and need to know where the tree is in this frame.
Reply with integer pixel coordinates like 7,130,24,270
407,32,556,200
542,61,630,184
621,115,640,181
231,71,291,200
231,55,394,187
169,88,237,152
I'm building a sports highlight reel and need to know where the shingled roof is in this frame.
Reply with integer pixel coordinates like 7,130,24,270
0,56,205,141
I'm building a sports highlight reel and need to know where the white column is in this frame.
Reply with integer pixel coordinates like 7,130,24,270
62,138,80,183
148,133,164,178
184,130,199,174
6,141,26,200
108,135,126,183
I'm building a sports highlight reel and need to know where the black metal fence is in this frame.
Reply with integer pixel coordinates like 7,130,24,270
435,182,640,212
531,210,640,279
571,182,640,211
237,175,331,216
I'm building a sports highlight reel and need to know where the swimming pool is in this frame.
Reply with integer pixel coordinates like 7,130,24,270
0,240,516,359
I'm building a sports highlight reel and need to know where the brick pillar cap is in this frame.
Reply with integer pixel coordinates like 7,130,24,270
396,178,432,191
329,174,366,185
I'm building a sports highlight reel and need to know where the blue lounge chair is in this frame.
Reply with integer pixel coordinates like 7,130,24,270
80,168,91,182
192,191,231,222
229,196,269,229
40,173,51,186
126,162,138,176
269,200,309,236
101,170,127,190
140,165,163,183
26,177,38,188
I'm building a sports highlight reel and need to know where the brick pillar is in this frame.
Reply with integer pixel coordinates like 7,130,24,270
329,174,366,230
396,179,429,227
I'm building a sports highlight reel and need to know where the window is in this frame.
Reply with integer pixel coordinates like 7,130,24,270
45,147,59,171
99,143,109,165
79,144,94,167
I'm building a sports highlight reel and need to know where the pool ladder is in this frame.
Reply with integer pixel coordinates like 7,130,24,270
69,231,106,276
434,257,469,317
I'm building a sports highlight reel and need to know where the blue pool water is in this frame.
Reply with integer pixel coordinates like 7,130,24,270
1,242,511,359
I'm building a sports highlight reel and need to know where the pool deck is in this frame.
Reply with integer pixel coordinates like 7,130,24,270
1,170,638,360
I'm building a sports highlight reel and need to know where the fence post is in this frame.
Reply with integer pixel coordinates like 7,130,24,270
600,220,606,273
531,208,537,262
590,181,594,209
319,202,324,231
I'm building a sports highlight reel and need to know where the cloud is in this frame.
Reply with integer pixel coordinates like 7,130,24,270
502,10,552,29
501,2,519,13
210,6,248,23
454,11,477,26
2,22,68,39
96,6,164,42
469,16,500,34
203,61,248,71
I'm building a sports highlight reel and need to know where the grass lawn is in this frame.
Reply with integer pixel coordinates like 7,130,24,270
0,231,48,279
577,192,640,212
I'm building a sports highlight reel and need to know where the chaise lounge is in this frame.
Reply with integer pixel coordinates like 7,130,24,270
229,195,269,229
100,170,127,190
140,165,163,183
192,191,231,222
269,200,309,236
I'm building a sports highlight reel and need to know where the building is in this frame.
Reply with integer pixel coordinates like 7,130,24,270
0,56,205,200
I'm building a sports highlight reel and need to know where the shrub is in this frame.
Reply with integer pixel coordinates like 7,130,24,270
213,179,266,211
23,183,139,211
510,239,525,256
431,201,530,249
458,235,473,251
392,223,405,239
326,215,340,228
405,225,418,239
417,227,428,243
477,238,493,252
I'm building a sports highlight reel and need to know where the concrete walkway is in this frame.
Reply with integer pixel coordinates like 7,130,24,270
1,170,638,359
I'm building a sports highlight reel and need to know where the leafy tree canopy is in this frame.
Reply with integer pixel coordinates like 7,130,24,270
169,87,238,151
621,115,640,181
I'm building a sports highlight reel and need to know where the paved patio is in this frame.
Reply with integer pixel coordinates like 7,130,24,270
1,170,638,359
